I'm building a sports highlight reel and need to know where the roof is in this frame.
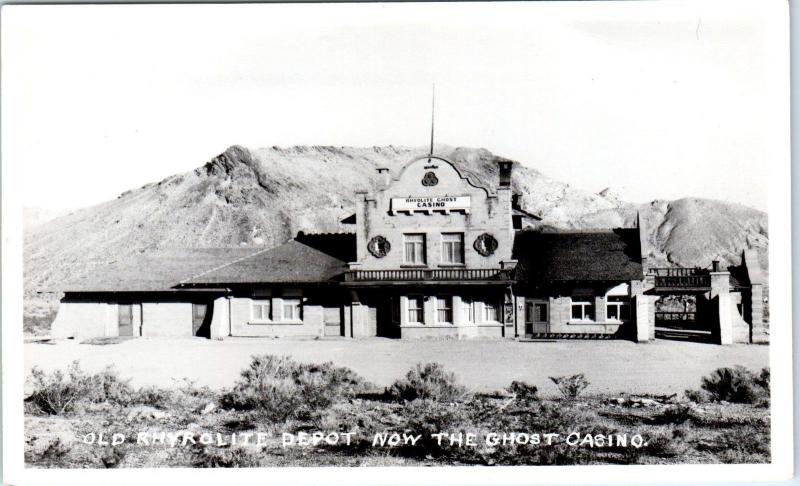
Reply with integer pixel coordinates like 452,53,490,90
181,239,349,285
295,231,356,262
63,247,260,292
513,228,644,284
512,207,542,220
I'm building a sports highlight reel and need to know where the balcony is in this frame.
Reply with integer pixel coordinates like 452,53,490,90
344,268,513,285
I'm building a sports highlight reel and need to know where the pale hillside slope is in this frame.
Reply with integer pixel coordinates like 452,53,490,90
24,145,768,323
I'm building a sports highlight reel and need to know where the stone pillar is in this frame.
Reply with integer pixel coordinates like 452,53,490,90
514,295,526,337
594,295,606,323
452,295,464,326
209,296,231,339
710,271,733,345
354,192,368,263
630,280,650,342
423,295,436,325
750,284,767,343
351,304,368,338
634,295,650,342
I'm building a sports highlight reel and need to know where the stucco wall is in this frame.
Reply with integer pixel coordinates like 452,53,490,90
141,302,193,337
51,301,114,339
229,297,325,337
356,156,513,269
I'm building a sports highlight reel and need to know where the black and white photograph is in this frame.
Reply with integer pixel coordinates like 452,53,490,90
1,0,793,484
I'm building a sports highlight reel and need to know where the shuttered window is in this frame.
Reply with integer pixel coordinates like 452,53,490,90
282,298,302,321
436,297,453,323
403,234,426,265
407,296,423,323
441,233,464,264
252,300,271,321
483,301,499,322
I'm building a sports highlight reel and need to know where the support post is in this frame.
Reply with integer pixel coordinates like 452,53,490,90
710,271,733,345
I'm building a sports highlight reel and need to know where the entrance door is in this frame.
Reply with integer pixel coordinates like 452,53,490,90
118,304,133,337
525,300,549,335
192,303,212,338
323,307,343,336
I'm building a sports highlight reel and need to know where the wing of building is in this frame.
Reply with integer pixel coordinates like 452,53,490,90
50,154,766,344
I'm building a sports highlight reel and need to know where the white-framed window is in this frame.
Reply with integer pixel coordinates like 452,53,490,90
462,297,475,323
606,296,631,321
282,298,302,321
571,301,595,321
251,300,272,321
407,295,424,323
436,296,453,323
441,233,464,264
403,234,426,265
483,300,500,322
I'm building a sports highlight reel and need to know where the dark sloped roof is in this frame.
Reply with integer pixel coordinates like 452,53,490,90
513,229,643,283
295,231,356,262
181,239,348,285
64,247,260,292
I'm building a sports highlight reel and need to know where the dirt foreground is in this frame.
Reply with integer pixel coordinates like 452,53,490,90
24,338,769,395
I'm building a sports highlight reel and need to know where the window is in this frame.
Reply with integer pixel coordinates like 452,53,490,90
532,303,548,322
606,296,631,321
441,233,464,264
403,234,426,265
571,301,595,321
251,300,272,321
436,297,453,323
407,296,423,323
462,297,475,323
483,301,500,322
282,298,302,321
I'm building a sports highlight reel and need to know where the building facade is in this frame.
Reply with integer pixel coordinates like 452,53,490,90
50,153,766,344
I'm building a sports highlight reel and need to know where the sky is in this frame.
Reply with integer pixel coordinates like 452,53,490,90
2,1,786,212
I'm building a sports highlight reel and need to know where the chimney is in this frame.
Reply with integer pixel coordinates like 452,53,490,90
497,160,513,187
712,260,720,272
376,168,390,188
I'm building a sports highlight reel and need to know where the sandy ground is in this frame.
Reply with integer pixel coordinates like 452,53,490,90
24,337,769,396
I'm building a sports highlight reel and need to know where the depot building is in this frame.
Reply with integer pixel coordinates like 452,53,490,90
51,153,766,344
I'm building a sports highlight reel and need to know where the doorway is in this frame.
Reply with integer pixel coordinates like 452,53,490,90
323,306,344,337
192,303,213,338
118,304,134,337
525,299,549,336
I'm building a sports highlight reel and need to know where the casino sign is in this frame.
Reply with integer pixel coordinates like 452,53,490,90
390,196,471,215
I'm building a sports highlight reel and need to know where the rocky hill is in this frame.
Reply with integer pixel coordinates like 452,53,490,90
23,145,768,325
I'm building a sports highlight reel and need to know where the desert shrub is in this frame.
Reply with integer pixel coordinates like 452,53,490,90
220,355,367,422
132,386,174,409
27,361,129,414
684,388,711,403
697,366,768,404
386,363,468,402
652,404,694,425
192,446,262,468
506,380,539,401
694,426,770,463
83,367,135,406
549,374,589,400
396,399,473,457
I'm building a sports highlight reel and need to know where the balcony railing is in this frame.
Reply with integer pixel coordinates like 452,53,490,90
654,275,711,288
651,267,711,290
344,268,513,283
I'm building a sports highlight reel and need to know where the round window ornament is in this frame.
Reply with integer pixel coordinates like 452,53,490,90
474,233,498,257
367,235,391,258
421,171,439,187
